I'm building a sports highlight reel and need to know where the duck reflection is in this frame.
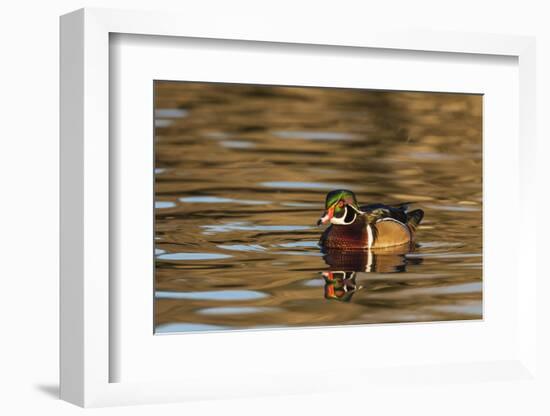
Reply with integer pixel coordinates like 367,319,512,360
320,245,422,302
322,271,361,302
322,244,415,273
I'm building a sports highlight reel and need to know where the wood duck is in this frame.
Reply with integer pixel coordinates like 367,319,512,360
317,189,424,250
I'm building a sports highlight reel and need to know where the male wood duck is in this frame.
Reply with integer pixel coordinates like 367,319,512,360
317,189,424,250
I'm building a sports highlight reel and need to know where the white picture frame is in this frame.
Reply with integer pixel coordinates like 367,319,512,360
60,7,539,408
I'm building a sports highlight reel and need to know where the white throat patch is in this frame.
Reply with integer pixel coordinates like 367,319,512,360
329,206,357,225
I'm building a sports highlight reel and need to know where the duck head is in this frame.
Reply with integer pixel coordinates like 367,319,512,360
317,189,362,226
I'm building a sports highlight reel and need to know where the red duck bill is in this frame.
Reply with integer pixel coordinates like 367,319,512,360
317,206,335,226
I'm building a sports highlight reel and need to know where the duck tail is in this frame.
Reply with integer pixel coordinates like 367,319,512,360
407,209,424,230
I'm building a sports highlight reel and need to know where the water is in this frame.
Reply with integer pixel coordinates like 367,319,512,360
154,82,482,333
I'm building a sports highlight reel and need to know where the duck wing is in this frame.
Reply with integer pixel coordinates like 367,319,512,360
360,203,408,224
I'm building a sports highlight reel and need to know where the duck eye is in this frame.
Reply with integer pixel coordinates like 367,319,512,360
338,201,345,208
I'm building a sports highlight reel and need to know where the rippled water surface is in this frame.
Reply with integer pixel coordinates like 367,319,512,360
154,82,482,334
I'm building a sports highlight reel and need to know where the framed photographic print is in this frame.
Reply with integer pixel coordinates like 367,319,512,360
60,7,540,409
